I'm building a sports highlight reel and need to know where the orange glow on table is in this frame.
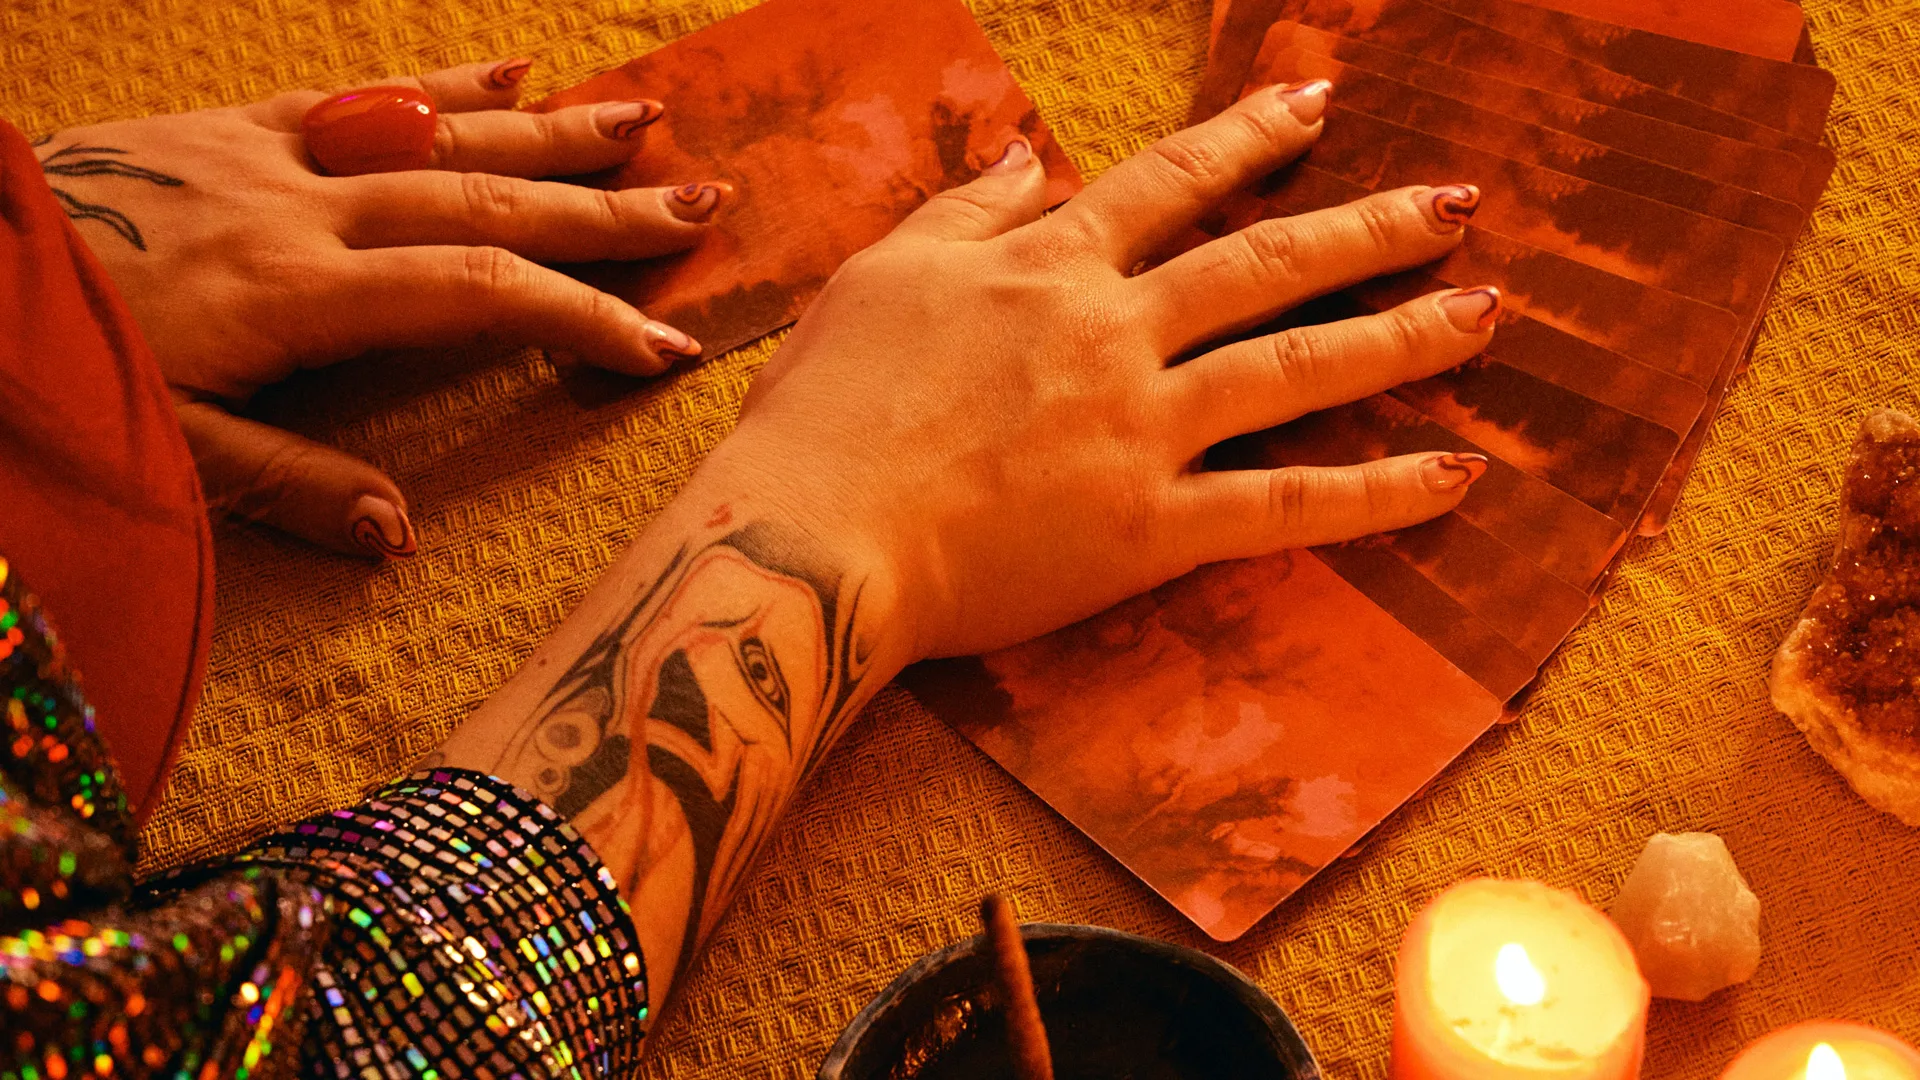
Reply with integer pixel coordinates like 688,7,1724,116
1722,1022,1920,1080
1390,879,1650,1080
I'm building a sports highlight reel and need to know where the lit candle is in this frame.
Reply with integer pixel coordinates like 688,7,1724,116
1723,1022,1920,1080
1390,879,1650,1079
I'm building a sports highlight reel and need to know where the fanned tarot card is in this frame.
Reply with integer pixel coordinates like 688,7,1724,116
536,0,1082,356
1213,0,1807,59
913,0,1834,939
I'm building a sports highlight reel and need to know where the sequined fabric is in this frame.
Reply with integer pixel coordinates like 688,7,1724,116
0,557,647,1078
225,773,652,1077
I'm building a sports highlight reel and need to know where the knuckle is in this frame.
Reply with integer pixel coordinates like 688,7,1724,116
1228,99,1294,148
460,171,525,220
598,187,638,231
1265,327,1326,390
1010,215,1098,270
924,186,1001,233
1234,221,1302,288
461,245,526,295
431,120,459,167
1266,469,1316,532
829,244,903,287
1353,196,1403,255
225,439,323,522
1357,461,1401,519
1112,476,1164,549
1048,208,1107,255
578,285,627,328
535,112,566,155
1384,304,1428,357
1147,131,1232,192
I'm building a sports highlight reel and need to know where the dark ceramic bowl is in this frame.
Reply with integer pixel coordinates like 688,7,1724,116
817,923,1321,1080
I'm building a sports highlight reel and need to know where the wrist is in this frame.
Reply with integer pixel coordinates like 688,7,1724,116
670,436,925,675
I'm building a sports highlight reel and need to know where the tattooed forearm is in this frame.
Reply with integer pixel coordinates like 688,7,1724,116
34,141,183,251
457,521,881,1017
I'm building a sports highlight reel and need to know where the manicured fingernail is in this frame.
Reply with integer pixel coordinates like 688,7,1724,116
488,58,533,90
984,136,1032,175
596,100,665,141
1425,184,1480,231
348,494,416,559
643,321,701,364
666,181,731,223
1421,452,1490,494
1439,285,1502,332
1276,79,1332,124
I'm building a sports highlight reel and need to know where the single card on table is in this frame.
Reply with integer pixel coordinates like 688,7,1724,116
904,549,1509,941
1210,0,1807,60
534,0,1082,356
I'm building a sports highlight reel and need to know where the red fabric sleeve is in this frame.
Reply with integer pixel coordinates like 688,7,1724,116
0,117,212,822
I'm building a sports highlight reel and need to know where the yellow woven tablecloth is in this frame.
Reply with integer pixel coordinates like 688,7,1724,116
7,0,1919,1074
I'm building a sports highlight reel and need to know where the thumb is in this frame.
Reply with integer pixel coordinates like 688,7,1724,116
175,401,418,560
888,135,1052,243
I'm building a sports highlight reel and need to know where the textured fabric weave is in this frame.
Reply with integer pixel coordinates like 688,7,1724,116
5,0,1918,1075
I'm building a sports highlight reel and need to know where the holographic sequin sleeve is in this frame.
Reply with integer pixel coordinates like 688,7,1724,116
228,770,652,1077
0,556,650,1079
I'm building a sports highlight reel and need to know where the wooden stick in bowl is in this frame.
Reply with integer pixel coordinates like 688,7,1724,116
980,894,1056,1080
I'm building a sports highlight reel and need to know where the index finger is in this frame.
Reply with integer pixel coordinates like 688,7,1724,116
1041,79,1330,270
249,58,533,131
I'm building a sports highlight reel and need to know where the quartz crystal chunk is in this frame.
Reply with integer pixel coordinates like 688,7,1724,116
1607,832,1761,1002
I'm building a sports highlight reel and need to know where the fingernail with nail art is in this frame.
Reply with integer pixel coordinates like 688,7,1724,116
1427,184,1481,231
488,58,533,90
1421,452,1490,494
667,181,732,223
984,136,1033,175
1276,79,1332,124
644,321,701,364
1439,285,1502,332
349,494,416,559
596,100,665,140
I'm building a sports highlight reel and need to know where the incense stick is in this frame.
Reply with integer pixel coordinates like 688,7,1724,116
980,894,1055,1080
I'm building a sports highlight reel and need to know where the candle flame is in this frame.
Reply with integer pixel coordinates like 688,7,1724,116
1494,942,1546,1006
1806,1044,1845,1080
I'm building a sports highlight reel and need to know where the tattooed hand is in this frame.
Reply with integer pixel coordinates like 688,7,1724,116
440,81,1501,1031
35,59,716,557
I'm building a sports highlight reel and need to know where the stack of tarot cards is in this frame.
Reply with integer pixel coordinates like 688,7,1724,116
907,0,1834,940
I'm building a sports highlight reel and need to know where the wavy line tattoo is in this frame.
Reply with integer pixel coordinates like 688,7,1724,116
479,523,876,1007
34,139,184,251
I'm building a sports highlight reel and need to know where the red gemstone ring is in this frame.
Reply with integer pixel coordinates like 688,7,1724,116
302,86,438,177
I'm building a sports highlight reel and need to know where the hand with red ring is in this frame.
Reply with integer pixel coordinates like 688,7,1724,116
33,58,725,558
